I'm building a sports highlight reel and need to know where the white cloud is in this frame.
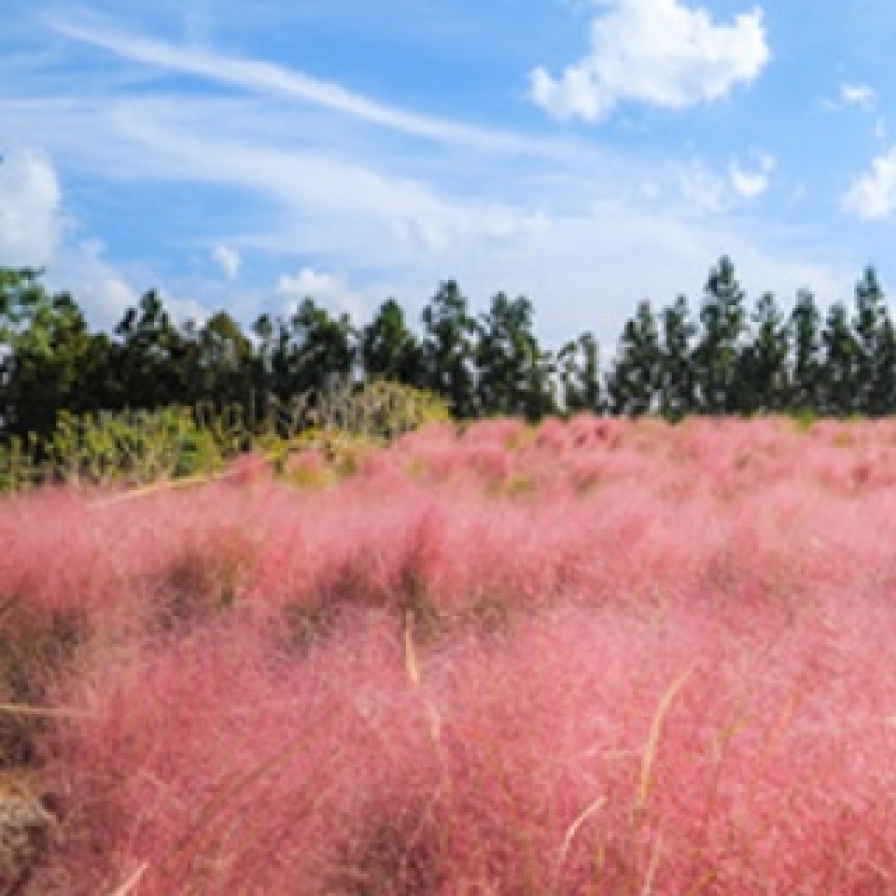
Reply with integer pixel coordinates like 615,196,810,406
529,0,770,122
729,152,775,199
0,20,849,352
840,83,876,109
212,244,241,279
843,146,896,219
160,290,208,327
48,16,567,157
672,159,730,213
0,150,158,331
276,267,368,320
59,245,138,328
13,93,826,346
0,149,137,329
0,148,64,266
823,83,877,113
664,153,774,212
277,267,337,300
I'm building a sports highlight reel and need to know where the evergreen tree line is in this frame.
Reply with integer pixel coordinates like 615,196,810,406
2,255,895,442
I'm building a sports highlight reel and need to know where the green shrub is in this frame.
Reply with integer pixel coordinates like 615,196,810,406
0,437,42,494
263,379,451,443
0,381,451,494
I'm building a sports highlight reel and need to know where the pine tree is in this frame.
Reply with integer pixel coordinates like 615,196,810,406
853,267,888,415
821,302,859,416
694,257,746,414
187,311,254,406
558,331,602,414
789,288,823,412
421,281,478,418
113,290,189,409
475,293,556,419
607,300,662,416
658,295,697,420
0,269,96,439
736,292,790,414
361,299,424,386
868,309,896,416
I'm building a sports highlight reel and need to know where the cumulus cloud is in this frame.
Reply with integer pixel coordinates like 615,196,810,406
729,152,775,199
0,151,156,331
0,16,848,351
529,0,770,122
0,148,64,266
843,146,896,219
212,244,241,279
0,151,139,329
62,256,138,328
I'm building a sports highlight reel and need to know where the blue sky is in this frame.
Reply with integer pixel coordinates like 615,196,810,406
2,0,896,349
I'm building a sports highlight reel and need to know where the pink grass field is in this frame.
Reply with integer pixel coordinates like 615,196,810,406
5,415,896,893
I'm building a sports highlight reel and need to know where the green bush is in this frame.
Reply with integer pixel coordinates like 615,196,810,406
263,379,451,442
45,408,227,485
0,381,452,494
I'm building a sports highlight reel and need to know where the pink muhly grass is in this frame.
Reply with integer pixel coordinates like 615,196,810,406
40,615,439,894
224,450,274,488
11,417,896,890
565,412,625,449
459,417,529,449
33,589,896,894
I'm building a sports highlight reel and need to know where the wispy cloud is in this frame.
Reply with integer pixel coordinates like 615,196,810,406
1,90,846,347
529,0,770,122
47,15,568,157
0,7,855,348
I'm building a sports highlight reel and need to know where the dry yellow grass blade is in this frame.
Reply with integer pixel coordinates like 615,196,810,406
635,665,694,818
404,610,421,687
107,862,149,896
557,794,606,871
91,472,229,508
0,702,95,719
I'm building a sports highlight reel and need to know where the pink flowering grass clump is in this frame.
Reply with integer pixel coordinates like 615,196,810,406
6,415,896,892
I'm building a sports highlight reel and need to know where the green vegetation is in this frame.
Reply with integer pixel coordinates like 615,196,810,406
4,257,896,492
0,381,451,492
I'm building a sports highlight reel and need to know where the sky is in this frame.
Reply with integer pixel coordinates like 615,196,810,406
3,0,896,350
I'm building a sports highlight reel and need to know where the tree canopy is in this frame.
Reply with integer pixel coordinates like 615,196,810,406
3,257,896,443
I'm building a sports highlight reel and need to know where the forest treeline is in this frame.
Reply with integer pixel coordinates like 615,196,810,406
2,255,895,442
